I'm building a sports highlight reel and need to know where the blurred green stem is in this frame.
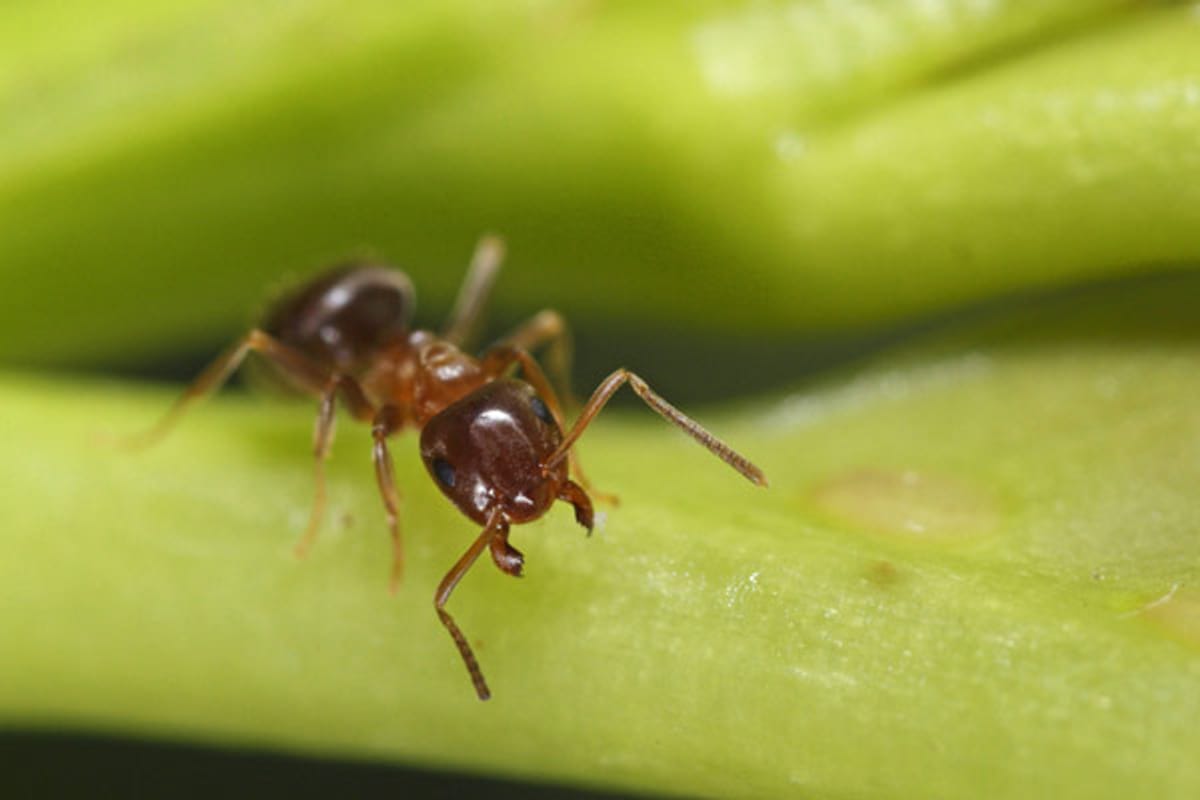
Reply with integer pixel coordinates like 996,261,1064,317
1,2,1197,364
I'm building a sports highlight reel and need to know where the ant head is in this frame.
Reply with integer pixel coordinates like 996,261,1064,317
420,379,568,526
263,263,414,374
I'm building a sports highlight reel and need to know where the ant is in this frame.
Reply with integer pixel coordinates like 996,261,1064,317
135,236,767,700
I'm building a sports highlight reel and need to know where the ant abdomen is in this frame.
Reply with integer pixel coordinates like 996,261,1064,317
262,263,415,375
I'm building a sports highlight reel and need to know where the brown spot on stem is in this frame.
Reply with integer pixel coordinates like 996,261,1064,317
811,468,1000,542
866,560,901,588
1139,587,1200,650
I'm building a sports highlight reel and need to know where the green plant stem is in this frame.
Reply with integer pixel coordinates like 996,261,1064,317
3,274,1199,798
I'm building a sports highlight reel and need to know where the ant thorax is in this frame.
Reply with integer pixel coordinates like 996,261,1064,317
362,330,490,428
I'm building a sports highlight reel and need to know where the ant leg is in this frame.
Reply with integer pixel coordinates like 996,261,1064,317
481,344,569,425
124,329,329,450
371,404,406,593
481,344,617,505
436,508,508,701
442,235,506,348
493,309,576,409
543,369,768,488
294,374,377,559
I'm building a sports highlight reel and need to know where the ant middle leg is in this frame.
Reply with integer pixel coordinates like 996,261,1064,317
543,369,768,488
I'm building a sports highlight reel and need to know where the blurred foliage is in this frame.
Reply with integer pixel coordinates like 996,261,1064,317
2,1,1200,798
3,0,1198,369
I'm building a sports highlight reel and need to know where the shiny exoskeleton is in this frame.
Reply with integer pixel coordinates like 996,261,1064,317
138,236,767,700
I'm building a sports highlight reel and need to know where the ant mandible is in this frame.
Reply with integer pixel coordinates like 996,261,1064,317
136,236,767,700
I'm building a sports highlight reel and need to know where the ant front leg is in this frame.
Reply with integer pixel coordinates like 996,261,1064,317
436,508,509,701
371,404,406,593
543,369,769,488
480,344,568,426
494,309,577,409
481,343,616,505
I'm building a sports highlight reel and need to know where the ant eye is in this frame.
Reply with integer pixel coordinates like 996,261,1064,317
529,395,553,425
432,458,456,488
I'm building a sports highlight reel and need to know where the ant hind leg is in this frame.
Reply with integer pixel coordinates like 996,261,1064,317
124,328,384,560
294,374,377,559
371,405,406,593
441,235,506,348
121,329,329,450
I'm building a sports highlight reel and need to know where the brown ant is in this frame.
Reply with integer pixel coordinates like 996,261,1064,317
135,236,767,700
